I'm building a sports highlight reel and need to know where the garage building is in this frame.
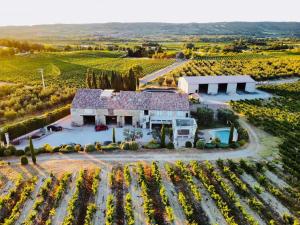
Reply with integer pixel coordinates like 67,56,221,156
178,75,256,95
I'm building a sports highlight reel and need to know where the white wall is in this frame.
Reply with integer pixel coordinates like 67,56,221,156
208,84,218,94
245,82,256,92
178,78,189,93
227,83,237,94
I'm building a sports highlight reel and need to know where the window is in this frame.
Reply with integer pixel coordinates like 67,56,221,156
177,129,190,135
144,110,149,115
186,113,189,117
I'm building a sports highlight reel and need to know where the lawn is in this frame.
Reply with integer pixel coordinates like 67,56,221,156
0,50,175,87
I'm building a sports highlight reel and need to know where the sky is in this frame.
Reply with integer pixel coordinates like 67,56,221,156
0,0,299,26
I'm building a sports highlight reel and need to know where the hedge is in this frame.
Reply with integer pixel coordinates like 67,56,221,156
0,104,70,143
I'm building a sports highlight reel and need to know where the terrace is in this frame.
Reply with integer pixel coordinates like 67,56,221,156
16,116,153,149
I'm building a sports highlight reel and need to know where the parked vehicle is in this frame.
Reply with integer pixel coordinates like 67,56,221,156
95,124,108,131
47,125,63,132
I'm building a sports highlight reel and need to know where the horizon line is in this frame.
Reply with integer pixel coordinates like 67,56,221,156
1,20,300,27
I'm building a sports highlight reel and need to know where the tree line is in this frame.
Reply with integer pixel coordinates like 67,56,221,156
0,39,55,53
85,66,143,91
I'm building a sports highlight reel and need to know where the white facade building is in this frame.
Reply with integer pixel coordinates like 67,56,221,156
178,75,256,95
71,89,197,147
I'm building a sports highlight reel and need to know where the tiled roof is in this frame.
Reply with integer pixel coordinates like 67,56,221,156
72,89,189,111
180,75,256,84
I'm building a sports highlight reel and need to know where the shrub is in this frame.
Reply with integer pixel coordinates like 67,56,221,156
15,149,25,156
143,140,161,149
21,156,29,165
43,144,53,153
238,139,247,146
95,142,101,151
3,149,12,156
120,141,139,150
24,146,30,153
230,142,240,149
205,143,216,149
217,143,229,148
195,140,205,149
60,145,75,153
74,144,82,152
84,144,96,152
166,142,175,149
6,145,16,155
52,146,60,152
102,143,119,150
185,141,192,148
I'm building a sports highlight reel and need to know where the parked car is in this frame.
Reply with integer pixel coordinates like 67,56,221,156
47,125,63,132
95,124,108,131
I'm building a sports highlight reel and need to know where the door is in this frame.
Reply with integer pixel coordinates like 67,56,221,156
83,115,96,125
106,116,117,125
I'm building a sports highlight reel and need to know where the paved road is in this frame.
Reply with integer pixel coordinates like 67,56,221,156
139,60,188,85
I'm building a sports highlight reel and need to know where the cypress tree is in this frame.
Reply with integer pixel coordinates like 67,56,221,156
161,125,166,148
112,128,116,143
29,137,36,164
128,68,136,91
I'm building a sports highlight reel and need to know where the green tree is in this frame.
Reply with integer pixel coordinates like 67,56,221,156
161,125,166,148
128,68,136,91
112,128,116,143
29,137,36,164
196,107,214,127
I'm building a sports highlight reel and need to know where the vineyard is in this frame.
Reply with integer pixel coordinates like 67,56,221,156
165,56,300,81
0,84,75,125
0,51,175,86
231,82,300,188
0,160,299,225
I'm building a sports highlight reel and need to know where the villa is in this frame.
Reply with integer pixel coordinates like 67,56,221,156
71,89,197,147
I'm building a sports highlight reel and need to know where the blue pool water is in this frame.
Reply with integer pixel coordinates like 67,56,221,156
209,129,230,144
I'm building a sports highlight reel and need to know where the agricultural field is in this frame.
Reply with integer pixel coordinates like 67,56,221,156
164,56,300,82
231,81,300,186
0,84,75,125
0,159,299,225
0,50,175,87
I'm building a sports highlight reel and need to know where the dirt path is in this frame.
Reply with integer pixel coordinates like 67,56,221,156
15,176,45,225
52,173,77,225
139,60,188,85
192,177,227,225
240,173,290,216
93,165,111,225
128,165,146,225
214,166,265,225
0,180,14,197
264,170,290,188
158,163,186,225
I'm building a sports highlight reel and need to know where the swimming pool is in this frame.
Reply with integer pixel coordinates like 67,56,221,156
208,128,230,144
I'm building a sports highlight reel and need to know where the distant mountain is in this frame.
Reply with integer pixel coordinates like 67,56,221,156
0,22,299,39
